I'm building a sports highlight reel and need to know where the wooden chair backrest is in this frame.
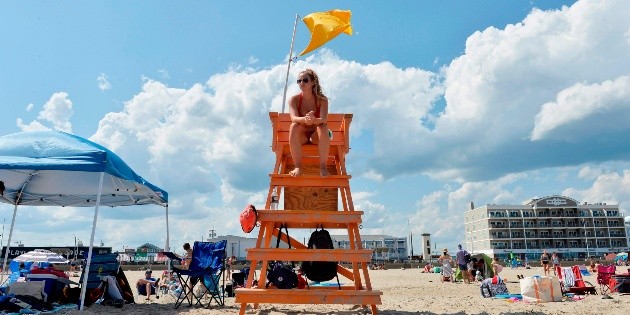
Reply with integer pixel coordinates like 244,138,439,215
269,112,352,156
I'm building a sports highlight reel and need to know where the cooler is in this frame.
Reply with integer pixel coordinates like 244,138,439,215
26,274,65,303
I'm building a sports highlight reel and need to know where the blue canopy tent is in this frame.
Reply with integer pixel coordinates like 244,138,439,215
0,130,169,310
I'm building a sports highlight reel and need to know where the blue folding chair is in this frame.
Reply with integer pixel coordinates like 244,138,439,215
170,240,227,308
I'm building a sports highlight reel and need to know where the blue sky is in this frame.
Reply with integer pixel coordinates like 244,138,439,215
1,0,629,256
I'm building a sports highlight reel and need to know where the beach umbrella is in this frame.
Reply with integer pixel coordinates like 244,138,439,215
617,252,628,260
13,249,69,264
0,130,169,310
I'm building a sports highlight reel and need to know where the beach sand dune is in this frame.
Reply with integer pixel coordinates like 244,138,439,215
63,267,628,315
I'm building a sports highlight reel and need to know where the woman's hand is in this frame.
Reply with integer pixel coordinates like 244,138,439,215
305,111,315,125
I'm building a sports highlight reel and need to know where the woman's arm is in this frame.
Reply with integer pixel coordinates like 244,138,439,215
289,95,308,124
310,97,329,125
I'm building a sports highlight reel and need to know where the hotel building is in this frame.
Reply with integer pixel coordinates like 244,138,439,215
332,235,408,262
464,195,629,260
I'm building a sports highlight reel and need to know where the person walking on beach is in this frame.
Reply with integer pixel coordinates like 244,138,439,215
438,248,454,282
288,69,330,177
551,252,560,275
455,244,471,283
540,250,551,276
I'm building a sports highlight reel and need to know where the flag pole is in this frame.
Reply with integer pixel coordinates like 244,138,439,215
281,14,299,113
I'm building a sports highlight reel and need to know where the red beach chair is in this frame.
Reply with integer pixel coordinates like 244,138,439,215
596,265,616,295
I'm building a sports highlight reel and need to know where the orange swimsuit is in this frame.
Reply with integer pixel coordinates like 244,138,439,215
298,93,320,118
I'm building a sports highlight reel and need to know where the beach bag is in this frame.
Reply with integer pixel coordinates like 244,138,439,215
301,225,338,283
266,224,297,289
520,276,562,303
480,277,509,298
480,281,493,298
239,204,258,233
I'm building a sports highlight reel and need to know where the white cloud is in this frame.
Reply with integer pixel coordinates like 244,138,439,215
531,76,630,141
26,103,33,111
16,118,48,131
395,0,630,181
17,92,73,132
39,92,73,132
158,69,169,80
363,169,384,182
97,73,112,91
563,169,630,212
408,173,529,251
78,0,630,250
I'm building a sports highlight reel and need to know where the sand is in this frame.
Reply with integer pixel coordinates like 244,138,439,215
61,266,629,315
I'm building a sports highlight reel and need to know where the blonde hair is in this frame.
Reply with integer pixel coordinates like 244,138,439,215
300,69,326,100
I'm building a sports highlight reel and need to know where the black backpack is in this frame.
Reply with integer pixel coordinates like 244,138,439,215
267,261,298,289
301,225,339,284
266,224,298,289
465,252,472,263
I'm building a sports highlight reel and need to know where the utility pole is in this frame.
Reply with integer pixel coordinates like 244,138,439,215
410,232,414,261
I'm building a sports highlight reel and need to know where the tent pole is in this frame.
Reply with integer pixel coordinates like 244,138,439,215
0,176,32,285
165,205,170,252
79,172,104,311
0,203,19,285
165,205,171,271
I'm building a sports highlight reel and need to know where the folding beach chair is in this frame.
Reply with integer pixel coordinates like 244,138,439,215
597,264,616,295
170,240,227,308
78,252,134,306
555,265,596,295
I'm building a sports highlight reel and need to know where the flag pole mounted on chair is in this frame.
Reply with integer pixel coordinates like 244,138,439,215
281,10,353,113
281,14,300,114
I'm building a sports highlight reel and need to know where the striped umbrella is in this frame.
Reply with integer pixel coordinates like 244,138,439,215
13,249,69,264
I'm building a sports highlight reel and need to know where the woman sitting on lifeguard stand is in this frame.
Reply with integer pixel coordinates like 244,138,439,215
288,68,330,177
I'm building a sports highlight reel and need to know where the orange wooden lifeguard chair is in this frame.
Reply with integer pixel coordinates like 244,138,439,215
235,112,382,314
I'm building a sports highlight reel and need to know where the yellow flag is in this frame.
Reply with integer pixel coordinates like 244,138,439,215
299,9,353,56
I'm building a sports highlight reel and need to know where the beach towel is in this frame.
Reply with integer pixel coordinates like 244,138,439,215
561,267,575,287
441,262,453,277
578,265,591,276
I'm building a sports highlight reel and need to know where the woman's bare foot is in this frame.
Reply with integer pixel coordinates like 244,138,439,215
320,167,329,177
289,168,301,177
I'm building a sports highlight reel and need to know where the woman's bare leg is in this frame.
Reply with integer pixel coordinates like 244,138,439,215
289,123,308,176
316,124,330,176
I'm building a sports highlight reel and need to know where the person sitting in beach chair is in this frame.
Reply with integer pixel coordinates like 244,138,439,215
438,248,454,282
136,270,160,301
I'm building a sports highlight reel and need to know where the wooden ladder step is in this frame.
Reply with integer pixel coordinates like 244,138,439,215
235,288,382,305
257,210,362,228
246,248,372,262
270,174,350,187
